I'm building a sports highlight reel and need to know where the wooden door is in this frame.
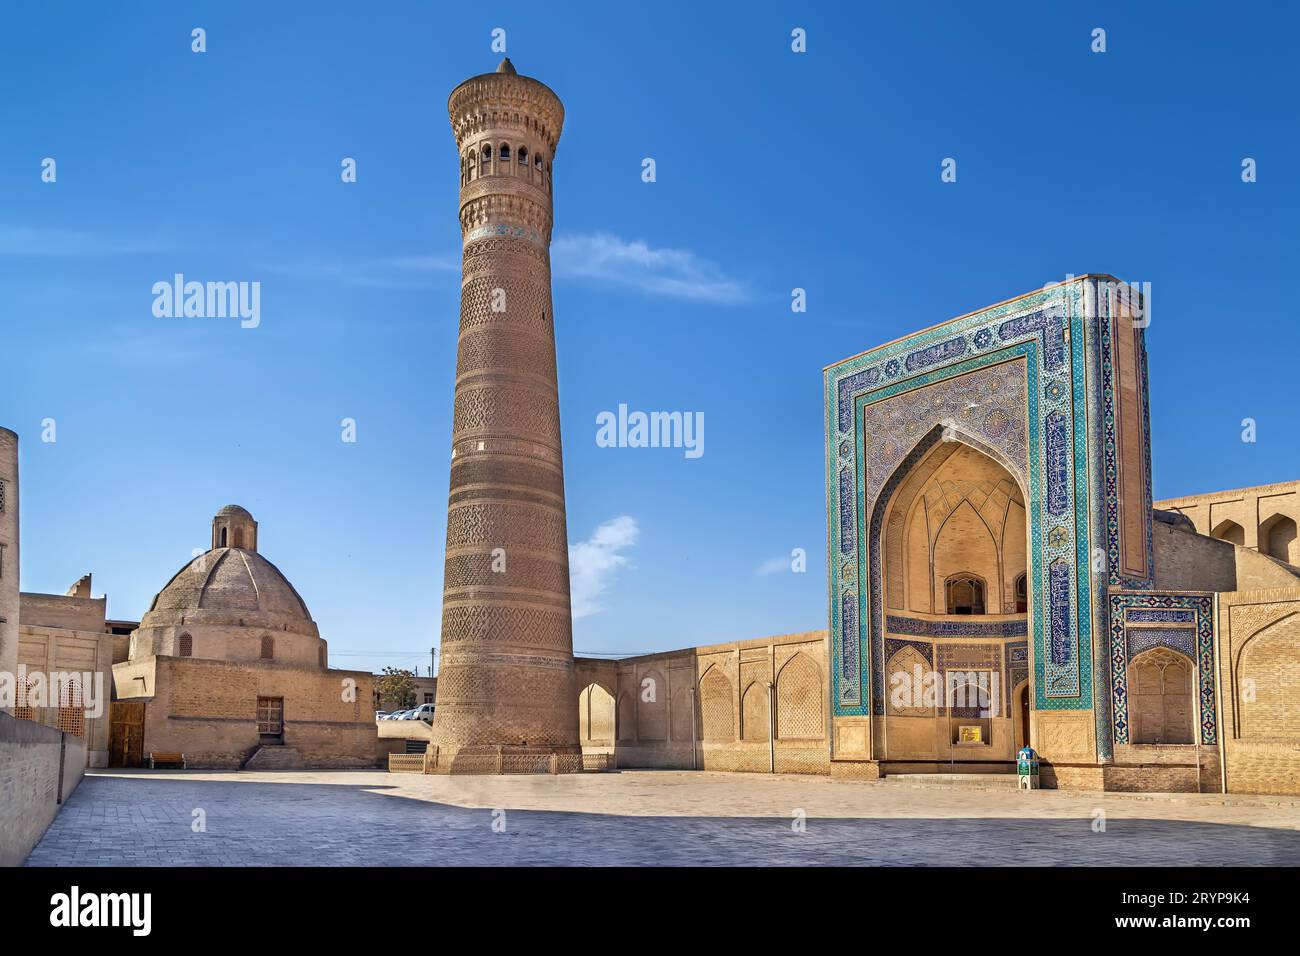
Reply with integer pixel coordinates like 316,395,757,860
257,696,284,739
109,701,146,767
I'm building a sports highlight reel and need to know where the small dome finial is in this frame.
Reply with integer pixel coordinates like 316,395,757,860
496,57,516,75
212,504,258,552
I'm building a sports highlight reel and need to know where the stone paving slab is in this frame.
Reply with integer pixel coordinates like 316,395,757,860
24,769,1300,866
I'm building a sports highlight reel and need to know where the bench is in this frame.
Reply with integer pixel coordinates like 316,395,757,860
148,752,186,769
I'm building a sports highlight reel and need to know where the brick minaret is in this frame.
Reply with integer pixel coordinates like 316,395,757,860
429,59,581,770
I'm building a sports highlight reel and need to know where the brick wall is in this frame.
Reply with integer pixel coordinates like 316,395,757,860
0,428,18,709
18,592,107,632
1216,589,1300,795
578,631,832,775
117,656,383,769
1156,481,1300,561
16,619,114,767
0,711,85,865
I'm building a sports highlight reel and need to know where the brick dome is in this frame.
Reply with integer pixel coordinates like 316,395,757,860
128,509,326,668
147,548,312,621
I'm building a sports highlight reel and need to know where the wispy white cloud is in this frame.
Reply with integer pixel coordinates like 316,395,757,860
569,515,639,619
267,253,459,289
0,224,166,257
756,555,790,576
551,232,749,304
268,235,747,302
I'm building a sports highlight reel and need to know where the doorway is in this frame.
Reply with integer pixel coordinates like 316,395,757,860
108,701,146,767
256,696,284,743
1017,683,1030,751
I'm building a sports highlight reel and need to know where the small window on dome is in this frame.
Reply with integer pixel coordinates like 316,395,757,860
260,635,274,660
219,527,227,548
179,633,193,657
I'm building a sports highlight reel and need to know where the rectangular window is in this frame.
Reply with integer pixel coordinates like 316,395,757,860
0,476,6,513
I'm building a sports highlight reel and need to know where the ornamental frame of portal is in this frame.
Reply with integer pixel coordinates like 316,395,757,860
824,275,1155,759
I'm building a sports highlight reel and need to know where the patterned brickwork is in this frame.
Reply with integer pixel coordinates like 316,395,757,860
699,668,734,742
445,501,568,553
430,62,581,764
452,384,560,437
776,653,824,738
458,272,555,337
439,604,571,650
456,328,558,385
449,456,564,497
442,550,571,595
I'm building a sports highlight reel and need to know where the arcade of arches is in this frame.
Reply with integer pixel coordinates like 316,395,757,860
574,631,830,774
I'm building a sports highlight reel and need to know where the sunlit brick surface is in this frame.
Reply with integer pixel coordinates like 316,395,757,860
430,59,581,766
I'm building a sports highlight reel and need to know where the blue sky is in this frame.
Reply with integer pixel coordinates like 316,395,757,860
1,2,1296,674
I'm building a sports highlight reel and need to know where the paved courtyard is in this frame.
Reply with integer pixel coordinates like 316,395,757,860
26,769,1300,866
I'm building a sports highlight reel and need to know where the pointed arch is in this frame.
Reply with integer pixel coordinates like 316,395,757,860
1259,513,1298,564
880,425,1027,618
776,652,824,738
1237,611,1300,738
1210,519,1245,547
863,416,1031,715
1128,647,1194,744
884,645,933,717
578,682,615,745
698,665,734,742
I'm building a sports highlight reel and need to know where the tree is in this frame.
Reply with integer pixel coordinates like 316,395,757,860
375,667,417,710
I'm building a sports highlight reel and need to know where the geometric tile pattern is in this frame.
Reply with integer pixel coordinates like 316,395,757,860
1094,285,1156,590
1006,640,1030,714
826,279,1099,719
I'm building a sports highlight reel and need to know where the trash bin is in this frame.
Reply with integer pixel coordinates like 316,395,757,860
1016,746,1040,790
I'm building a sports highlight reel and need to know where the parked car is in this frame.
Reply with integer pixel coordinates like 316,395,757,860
411,703,435,723
374,711,388,721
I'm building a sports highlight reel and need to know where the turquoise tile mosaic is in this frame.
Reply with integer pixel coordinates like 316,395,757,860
824,278,1156,734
